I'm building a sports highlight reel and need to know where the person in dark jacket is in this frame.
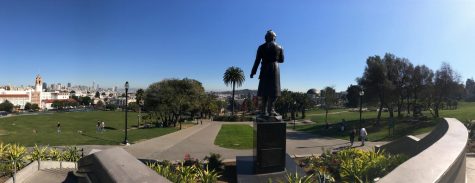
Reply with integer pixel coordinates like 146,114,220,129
349,128,356,146
251,30,285,116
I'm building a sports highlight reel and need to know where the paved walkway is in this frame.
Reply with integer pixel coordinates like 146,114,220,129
120,121,387,161
467,156,475,183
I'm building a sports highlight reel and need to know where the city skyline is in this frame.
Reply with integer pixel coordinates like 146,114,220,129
1,0,475,92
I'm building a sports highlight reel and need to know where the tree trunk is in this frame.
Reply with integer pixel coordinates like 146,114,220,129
434,103,440,117
325,108,329,128
232,82,235,116
376,103,383,126
138,107,141,128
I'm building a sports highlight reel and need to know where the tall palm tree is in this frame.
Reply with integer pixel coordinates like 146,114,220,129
136,88,144,127
223,66,245,116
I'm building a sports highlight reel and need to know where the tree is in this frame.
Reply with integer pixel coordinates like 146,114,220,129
31,104,40,111
358,55,387,125
410,65,434,115
79,96,92,106
136,88,145,127
223,66,245,116
95,92,100,98
0,100,14,113
275,90,293,119
433,63,461,117
322,87,337,127
95,100,105,109
465,78,475,101
24,102,32,111
294,92,312,119
144,78,205,129
346,85,361,108
105,103,117,111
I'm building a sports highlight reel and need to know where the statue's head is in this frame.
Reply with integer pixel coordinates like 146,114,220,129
265,30,276,42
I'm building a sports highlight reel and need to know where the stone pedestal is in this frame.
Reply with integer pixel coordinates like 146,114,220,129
253,116,286,174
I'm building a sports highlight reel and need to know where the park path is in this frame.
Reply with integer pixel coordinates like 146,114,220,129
122,121,387,161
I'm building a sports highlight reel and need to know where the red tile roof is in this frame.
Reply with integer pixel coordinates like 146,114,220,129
0,94,29,98
42,99,76,103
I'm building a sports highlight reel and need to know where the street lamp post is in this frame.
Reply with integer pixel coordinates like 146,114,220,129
359,90,364,128
123,81,129,145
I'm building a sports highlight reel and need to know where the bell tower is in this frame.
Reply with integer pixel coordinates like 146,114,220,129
35,74,43,92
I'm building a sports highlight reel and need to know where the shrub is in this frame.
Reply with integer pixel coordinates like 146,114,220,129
204,153,223,173
213,115,254,122
147,161,221,183
302,148,408,183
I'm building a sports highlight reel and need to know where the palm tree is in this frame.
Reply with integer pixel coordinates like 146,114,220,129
136,89,145,127
223,66,245,116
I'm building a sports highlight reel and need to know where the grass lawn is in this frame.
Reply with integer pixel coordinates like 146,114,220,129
295,102,475,141
0,111,178,146
214,124,253,149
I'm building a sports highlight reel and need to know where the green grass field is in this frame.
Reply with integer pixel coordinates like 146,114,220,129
213,102,475,148
296,102,475,141
214,124,253,149
0,111,177,146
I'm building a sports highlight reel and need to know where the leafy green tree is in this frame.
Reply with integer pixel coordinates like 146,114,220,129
433,63,461,117
144,78,205,129
275,90,293,119
0,100,14,113
79,96,92,106
294,92,313,119
358,55,391,125
24,102,32,111
136,89,145,126
105,103,117,111
223,66,245,116
410,65,434,115
346,85,361,108
31,104,40,111
322,87,337,127
95,91,100,98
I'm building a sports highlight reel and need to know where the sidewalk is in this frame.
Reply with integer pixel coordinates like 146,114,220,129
120,121,386,161
123,121,213,159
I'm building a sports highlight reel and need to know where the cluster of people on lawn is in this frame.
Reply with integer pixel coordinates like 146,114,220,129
97,120,106,133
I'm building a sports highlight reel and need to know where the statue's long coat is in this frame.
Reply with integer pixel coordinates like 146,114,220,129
251,41,284,97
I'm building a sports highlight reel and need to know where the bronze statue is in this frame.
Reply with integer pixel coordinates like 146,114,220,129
251,30,284,116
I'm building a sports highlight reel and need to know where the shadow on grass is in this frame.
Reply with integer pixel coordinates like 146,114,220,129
80,133,121,144
295,117,440,142
104,127,117,130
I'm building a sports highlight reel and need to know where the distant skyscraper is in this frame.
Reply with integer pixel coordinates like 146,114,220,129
113,86,118,92
67,83,71,88
42,82,47,91
92,81,95,90
97,84,99,90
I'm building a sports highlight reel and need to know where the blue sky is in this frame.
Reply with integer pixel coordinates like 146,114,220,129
1,0,474,92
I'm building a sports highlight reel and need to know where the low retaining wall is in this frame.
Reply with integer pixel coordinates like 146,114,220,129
4,161,76,183
379,118,468,183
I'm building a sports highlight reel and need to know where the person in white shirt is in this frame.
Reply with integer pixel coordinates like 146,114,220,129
360,127,368,146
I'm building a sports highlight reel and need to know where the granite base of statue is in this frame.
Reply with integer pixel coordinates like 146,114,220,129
236,114,304,183
253,115,286,174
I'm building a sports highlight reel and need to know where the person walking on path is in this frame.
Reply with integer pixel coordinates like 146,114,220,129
57,122,61,134
360,127,368,146
101,121,105,132
349,128,356,146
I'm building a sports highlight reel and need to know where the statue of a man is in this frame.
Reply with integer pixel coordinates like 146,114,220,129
251,30,284,116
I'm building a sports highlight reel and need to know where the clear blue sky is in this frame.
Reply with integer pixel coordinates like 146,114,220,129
1,0,474,92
